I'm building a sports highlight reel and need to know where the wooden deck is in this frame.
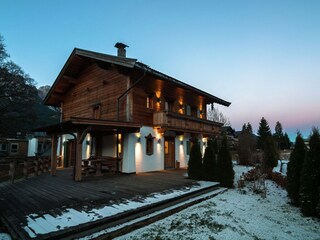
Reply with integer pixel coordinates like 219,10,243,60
0,168,201,239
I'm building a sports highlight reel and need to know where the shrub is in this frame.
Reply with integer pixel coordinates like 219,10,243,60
286,133,306,205
202,139,218,181
262,136,279,170
216,135,234,188
188,139,202,180
299,128,320,217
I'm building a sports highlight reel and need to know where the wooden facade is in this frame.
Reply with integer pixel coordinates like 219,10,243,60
41,46,231,181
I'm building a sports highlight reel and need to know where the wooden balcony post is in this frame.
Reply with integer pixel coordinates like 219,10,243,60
75,130,84,181
51,133,58,176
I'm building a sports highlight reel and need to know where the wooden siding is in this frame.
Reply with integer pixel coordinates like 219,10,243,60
62,65,129,121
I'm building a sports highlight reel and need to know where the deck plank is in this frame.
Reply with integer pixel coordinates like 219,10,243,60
0,168,197,239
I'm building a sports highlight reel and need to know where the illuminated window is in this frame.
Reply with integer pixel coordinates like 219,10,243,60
147,96,153,109
186,105,191,116
145,133,155,155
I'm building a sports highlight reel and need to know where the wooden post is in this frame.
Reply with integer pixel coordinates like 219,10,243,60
9,160,15,183
23,159,28,179
51,133,58,176
75,130,84,181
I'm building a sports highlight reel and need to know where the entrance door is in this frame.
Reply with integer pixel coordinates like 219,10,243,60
64,140,76,167
164,138,175,169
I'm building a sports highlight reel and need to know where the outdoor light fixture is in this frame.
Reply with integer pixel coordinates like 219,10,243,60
137,137,141,143
158,139,161,144
180,140,183,145
156,97,161,103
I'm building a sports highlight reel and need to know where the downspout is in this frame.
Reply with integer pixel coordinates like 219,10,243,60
116,67,147,121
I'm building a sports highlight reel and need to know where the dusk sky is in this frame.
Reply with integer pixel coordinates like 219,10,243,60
0,0,319,140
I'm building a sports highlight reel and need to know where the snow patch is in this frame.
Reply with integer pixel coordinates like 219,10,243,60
22,181,217,238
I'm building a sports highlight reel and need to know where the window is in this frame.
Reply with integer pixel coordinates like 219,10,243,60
147,96,153,109
145,133,155,155
92,105,101,119
10,143,19,154
186,105,191,116
0,143,7,151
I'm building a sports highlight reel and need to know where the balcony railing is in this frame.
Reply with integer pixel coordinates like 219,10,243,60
153,111,222,135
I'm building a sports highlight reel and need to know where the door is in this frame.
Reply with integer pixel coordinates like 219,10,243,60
64,140,76,167
164,138,175,169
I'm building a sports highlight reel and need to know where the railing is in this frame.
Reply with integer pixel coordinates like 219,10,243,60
153,111,222,134
0,156,50,183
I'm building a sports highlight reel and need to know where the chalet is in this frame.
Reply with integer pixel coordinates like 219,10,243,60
38,43,231,181
0,138,28,158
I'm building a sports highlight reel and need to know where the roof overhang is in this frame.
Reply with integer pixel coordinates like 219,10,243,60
32,117,141,135
44,48,231,108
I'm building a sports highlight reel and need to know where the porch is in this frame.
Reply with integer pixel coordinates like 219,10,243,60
0,168,222,239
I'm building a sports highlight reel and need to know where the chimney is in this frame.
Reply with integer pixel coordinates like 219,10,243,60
114,42,128,57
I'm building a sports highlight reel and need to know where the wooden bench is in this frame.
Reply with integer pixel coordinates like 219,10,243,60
82,156,121,176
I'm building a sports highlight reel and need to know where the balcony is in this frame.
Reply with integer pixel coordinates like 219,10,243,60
153,111,222,135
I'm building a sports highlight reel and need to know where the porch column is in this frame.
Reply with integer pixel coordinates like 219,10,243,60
75,129,86,181
51,133,57,176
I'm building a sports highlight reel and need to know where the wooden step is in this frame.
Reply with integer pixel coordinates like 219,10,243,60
68,185,227,240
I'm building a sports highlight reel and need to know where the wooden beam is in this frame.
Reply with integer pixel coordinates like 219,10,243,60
63,75,77,85
77,127,91,144
51,134,57,176
74,130,83,181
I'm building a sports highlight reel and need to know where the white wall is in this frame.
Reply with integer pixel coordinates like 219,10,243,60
122,133,137,173
27,138,37,156
135,126,164,173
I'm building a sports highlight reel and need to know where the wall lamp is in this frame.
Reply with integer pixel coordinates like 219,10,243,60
137,137,141,143
180,141,183,145
158,139,161,144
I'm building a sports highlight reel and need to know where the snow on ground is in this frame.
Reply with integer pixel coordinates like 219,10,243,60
117,165,320,240
22,181,217,238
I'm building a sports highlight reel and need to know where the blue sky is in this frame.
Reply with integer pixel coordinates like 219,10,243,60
1,0,319,140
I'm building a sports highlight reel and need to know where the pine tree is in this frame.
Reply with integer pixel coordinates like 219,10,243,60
287,133,306,205
247,122,253,134
273,121,284,149
262,136,279,170
257,117,272,149
299,128,320,216
216,135,234,188
188,139,202,180
283,133,291,149
202,139,217,181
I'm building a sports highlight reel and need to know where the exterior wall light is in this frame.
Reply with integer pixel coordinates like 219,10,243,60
137,137,141,143
180,141,183,145
158,139,161,144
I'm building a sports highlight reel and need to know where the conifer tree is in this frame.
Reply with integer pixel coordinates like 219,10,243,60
287,133,306,205
273,121,284,149
202,139,217,181
283,133,291,149
247,122,253,134
299,128,320,216
262,136,279,170
216,135,234,188
188,139,202,180
257,117,272,149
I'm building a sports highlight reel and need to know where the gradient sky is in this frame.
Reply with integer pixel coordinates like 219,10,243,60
0,0,319,140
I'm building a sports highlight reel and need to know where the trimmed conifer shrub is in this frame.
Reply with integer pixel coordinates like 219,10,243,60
299,128,320,217
286,133,306,205
202,139,217,181
262,136,279,170
216,135,234,188
188,139,202,180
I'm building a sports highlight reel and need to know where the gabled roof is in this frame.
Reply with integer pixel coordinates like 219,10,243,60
44,48,231,107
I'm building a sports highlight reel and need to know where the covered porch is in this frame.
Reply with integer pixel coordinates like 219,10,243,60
34,117,141,181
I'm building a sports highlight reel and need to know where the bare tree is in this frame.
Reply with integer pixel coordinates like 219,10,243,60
206,104,231,126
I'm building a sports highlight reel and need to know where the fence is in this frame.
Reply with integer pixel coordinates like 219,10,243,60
0,156,50,183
